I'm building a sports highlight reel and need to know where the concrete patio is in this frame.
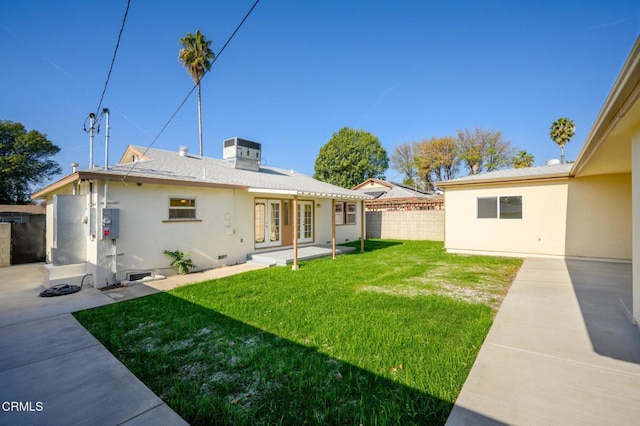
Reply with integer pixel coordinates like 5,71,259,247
447,257,640,425
248,244,357,266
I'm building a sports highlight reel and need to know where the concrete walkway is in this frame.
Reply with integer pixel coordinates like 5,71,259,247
447,257,640,425
0,262,263,425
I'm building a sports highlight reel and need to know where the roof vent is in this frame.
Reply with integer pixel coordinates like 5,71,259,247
178,146,188,157
222,137,261,171
545,158,561,166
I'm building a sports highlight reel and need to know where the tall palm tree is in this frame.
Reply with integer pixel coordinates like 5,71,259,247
179,30,214,156
512,150,535,168
549,117,575,164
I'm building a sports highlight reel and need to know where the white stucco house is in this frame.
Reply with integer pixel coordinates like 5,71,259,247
33,139,370,288
439,36,640,325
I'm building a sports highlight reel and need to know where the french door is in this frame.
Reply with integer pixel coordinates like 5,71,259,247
297,201,313,243
255,199,282,248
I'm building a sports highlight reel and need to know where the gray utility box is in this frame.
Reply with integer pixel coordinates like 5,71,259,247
101,208,120,240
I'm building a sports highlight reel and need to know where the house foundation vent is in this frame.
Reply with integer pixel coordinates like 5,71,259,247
223,137,261,171
127,271,152,281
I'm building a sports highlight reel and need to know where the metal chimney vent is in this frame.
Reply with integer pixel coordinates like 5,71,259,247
178,146,188,157
222,137,261,171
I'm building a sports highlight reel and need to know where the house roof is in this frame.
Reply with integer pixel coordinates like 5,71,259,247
437,163,573,188
351,178,435,198
570,36,640,177
0,204,46,215
33,145,371,200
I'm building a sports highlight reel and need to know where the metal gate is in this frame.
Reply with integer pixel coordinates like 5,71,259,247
11,222,46,264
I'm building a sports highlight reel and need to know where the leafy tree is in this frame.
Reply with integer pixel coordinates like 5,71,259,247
457,127,514,175
314,127,388,188
415,137,459,188
179,30,215,157
0,120,61,204
512,150,535,168
390,142,417,185
549,117,575,164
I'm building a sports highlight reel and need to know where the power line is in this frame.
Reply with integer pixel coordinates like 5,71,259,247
95,0,131,117
122,0,261,181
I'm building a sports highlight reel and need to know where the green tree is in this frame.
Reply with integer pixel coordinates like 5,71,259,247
314,127,389,188
0,120,61,204
549,117,575,164
457,127,514,175
512,150,535,168
415,136,459,188
179,30,215,157
390,142,417,185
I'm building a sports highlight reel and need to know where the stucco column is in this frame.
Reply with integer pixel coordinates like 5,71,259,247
331,199,336,260
292,195,299,270
632,131,640,325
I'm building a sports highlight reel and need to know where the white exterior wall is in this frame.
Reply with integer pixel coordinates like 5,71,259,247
41,178,365,287
445,180,569,257
105,182,256,281
314,198,363,245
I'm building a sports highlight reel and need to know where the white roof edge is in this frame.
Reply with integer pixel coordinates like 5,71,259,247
248,188,298,195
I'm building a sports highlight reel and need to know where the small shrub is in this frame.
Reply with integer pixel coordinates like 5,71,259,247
163,250,197,275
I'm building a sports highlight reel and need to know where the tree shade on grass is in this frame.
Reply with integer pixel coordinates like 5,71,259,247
76,240,522,425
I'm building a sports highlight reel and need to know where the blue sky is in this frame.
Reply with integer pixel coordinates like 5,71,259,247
1,0,639,186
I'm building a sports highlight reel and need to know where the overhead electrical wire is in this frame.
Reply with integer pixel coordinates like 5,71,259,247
122,0,261,181
83,0,131,133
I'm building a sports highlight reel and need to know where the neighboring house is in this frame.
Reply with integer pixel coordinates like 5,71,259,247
33,139,371,288
0,204,46,223
352,178,444,211
352,179,445,240
438,36,640,325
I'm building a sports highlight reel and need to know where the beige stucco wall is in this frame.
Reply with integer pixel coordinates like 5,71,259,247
445,180,569,257
565,173,631,260
632,132,640,323
366,210,444,241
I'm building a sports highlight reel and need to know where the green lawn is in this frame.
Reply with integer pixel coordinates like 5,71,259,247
75,240,522,425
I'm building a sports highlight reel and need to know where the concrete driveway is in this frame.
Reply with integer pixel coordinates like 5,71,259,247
0,263,188,425
447,257,640,425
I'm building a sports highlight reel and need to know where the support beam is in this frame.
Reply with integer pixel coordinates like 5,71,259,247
360,200,365,253
292,195,299,270
331,199,336,260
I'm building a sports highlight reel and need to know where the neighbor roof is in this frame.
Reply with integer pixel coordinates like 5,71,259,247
351,178,435,199
437,163,573,188
33,145,371,200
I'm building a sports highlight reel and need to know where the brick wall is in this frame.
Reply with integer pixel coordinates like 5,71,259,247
0,223,10,267
366,210,444,241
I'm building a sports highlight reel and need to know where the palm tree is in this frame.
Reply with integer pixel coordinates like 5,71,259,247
549,117,575,164
512,150,535,168
179,30,215,156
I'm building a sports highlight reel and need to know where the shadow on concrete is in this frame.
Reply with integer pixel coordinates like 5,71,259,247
75,289,458,425
566,259,640,364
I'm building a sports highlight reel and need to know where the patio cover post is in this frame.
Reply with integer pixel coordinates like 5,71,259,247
292,195,299,270
331,199,336,259
360,200,365,253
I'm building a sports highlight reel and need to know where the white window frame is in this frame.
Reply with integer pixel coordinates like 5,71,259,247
335,201,357,225
169,197,197,220
335,202,344,225
476,196,523,220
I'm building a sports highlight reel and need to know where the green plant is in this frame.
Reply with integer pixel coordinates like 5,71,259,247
163,249,197,275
